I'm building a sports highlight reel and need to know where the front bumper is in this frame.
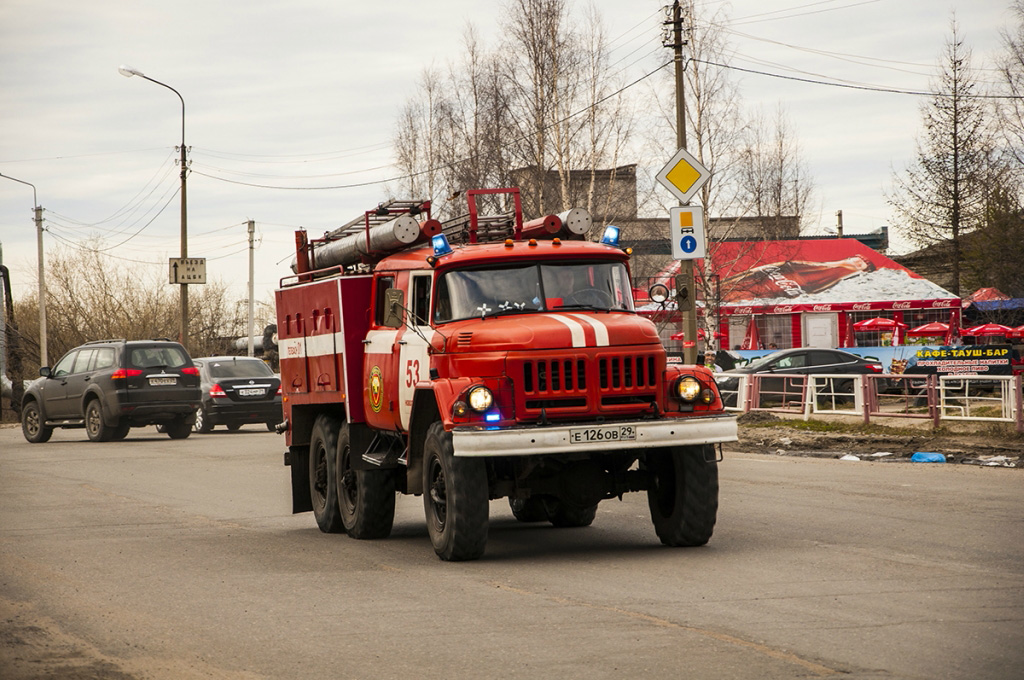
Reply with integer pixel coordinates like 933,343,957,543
451,414,738,457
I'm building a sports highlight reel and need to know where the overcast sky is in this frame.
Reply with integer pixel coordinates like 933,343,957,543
0,0,1011,308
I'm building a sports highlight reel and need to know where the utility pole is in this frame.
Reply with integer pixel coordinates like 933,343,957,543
0,173,47,366
836,209,844,238
247,220,255,357
666,1,699,365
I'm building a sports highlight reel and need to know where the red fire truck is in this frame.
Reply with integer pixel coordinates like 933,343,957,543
275,189,737,561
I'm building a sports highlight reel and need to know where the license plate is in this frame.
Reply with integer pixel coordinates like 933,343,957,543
237,388,265,397
569,425,637,444
149,377,176,386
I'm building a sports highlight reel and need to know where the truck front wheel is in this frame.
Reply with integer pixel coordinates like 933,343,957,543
336,422,395,539
422,422,488,561
309,415,345,534
645,445,718,546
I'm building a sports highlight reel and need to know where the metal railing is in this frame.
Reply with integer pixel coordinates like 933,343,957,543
716,371,1023,432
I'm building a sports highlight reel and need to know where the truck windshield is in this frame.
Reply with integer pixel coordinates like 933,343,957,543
433,261,634,323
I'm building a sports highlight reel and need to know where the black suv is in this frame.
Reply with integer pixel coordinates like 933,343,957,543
21,339,201,443
192,356,282,433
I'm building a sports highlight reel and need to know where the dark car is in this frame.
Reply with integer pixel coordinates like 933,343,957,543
717,348,883,407
192,356,282,433
21,339,201,443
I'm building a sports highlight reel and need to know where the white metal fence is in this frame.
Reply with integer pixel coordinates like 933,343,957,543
716,371,1023,432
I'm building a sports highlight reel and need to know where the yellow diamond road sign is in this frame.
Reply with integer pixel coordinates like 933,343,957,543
656,147,710,204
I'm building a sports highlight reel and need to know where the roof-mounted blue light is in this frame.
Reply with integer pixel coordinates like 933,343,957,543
432,233,453,257
600,225,620,246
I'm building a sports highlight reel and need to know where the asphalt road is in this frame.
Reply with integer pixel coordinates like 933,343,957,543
1,424,1022,680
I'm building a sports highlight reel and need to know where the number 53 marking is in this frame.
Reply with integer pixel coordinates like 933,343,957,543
405,359,420,387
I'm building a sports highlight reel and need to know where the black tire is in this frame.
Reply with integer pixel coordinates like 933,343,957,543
227,423,242,431
109,420,131,441
165,417,192,440
85,399,112,442
266,422,277,432
309,415,344,534
194,406,213,433
336,422,396,539
548,501,598,528
509,496,549,523
645,445,718,547
21,400,53,444
423,421,488,561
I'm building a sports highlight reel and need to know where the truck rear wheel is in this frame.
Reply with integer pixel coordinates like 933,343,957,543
309,415,344,534
336,423,395,539
423,421,488,561
645,445,718,546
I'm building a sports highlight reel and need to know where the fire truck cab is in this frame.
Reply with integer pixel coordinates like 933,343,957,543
276,190,737,561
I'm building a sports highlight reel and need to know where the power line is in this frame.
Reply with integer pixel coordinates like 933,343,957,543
194,60,674,192
691,57,1022,99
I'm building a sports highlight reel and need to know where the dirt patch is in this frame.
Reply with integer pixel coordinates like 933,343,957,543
733,412,1023,467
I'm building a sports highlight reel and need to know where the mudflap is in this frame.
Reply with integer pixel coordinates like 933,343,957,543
286,446,313,514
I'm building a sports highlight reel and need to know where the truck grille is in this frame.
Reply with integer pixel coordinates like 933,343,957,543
515,352,660,416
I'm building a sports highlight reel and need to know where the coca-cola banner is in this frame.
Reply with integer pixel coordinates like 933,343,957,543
731,345,1015,376
710,239,958,311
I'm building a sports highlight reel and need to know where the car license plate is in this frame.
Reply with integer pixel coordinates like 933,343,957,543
238,388,265,397
149,377,176,386
569,425,636,444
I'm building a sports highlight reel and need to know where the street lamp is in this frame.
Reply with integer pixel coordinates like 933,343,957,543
0,173,48,366
119,65,190,349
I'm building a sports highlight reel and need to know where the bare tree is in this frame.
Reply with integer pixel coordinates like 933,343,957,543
12,241,263,371
997,0,1024,166
887,16,992,296
735,104,815,238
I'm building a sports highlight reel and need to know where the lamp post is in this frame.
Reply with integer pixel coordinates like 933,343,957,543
119,65,190,349
0,173,47,366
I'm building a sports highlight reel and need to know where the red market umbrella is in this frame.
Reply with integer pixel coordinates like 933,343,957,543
842,319,856,348
945,311,961,346
962,323,1013,337
852,317,907,332
741,319,762,350
907,322,950,337
1009,325,1024,339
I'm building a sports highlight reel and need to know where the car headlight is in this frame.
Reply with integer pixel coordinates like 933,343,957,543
675,376,702,403
467,385,494,412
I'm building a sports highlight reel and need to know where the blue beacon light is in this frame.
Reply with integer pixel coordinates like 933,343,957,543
432,233,454,256
600,225,620,246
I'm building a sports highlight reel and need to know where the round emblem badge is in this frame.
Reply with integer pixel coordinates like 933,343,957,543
368,366,384,413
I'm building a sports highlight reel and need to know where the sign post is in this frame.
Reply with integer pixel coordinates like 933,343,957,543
656,149,710,363
168,257,207,285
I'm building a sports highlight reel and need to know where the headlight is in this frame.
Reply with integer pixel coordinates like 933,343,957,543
675,376,702,402
467,385,494,412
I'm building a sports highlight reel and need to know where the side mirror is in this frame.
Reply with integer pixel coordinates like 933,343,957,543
39,367,51,378
648,283,670,305
383,288,404,328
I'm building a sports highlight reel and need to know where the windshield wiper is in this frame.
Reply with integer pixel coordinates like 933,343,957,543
481,307,539,319
553,303,608,311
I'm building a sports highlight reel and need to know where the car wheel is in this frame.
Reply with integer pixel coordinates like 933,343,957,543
21,400,53,444
309,415,345,533
509,496,550,523
194,406,213,433
165,417,192,439
227,423,242,431
85,399,112,442
109,420,131,441
645,445,718,547
266,422,277,432
336,422,395,539
548,501,598,528
423,421,488,561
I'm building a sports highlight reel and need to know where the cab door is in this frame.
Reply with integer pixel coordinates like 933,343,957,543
396,273,435,431
362,274,402,431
